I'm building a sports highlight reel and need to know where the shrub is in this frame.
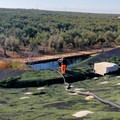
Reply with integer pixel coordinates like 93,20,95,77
10,61,30,70
0,60,30,70
0,60,10,69
0,76,20,87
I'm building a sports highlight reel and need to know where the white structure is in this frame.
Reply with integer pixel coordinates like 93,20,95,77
94,62,119,75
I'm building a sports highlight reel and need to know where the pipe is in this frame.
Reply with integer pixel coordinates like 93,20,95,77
53,68,120,110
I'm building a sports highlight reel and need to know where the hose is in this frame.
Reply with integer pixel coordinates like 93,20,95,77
52,68,120,110
68,89,120,110
50,69,69,86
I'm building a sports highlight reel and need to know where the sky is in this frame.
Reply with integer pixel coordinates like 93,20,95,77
0,0,120,14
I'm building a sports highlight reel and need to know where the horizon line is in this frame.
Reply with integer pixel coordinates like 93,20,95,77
0,7,120,15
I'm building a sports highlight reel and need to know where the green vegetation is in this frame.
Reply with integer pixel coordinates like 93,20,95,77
1,55,120,88
0,74,120,120
0,53,120,119
0,70,62,87
106,56,120,66
1,8,120,119
0,8,120,56
0,66,92,88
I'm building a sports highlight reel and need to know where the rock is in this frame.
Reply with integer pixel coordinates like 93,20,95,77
85,96,94,101
93,77,98,80
20,96,30,100
37,87,45,90
116,83,120,86
117,76,120,79
72,110,93,118
24,92,32,95
99,81,109,85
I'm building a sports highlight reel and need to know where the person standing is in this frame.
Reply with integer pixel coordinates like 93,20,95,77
58,57,67,74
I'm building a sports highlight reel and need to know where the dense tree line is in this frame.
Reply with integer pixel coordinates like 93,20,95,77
0,8,120,56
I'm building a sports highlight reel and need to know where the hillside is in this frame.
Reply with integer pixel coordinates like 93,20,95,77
0,40,120,119
0,74,120,120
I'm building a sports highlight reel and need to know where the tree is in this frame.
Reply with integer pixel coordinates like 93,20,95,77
28,38,38,51
48,35,63,51
0,8,120,54
4,36,20,53
0,34,8,57
23,26,37,38
81,30,97,47
97,32,106,44
74,37,84,50
36,32,50,47
103,31,117,47
62,30,81,48
115,35,120,45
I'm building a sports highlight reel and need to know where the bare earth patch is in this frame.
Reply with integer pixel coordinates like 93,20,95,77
72,110,93,118
0,47,114,63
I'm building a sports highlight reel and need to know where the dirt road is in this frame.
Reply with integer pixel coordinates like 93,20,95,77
0,47,115,63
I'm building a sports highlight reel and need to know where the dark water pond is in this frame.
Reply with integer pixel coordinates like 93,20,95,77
29,55,89,70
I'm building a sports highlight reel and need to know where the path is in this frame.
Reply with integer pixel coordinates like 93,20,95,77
9,48,114,63
0,47,115,64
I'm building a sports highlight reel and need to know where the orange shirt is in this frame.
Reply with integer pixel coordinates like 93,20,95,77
61,64,66,74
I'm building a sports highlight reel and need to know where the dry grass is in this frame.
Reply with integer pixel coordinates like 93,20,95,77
0,60,10,69
0,59,30,70
10,60,30,70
